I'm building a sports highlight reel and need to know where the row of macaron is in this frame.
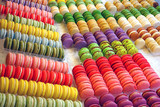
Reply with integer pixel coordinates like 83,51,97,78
72,53,160,98
6,0,51,11
126,25,160,53
0,5,54,24
0,19,59,41
6,2,52,18
0,29,61,48
84,88,160,107
78,33,138,62
6,0,48,6
0,77,78,100
6,14,55,30
4,37,64,59
6,52,68,72
0,64,72,85
0,28,59,43
0,93,82,107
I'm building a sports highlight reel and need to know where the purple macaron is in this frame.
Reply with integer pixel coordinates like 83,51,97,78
142,90,158,99
99,93,115,106
74,40,87,49
115,94,129,104
84,97,99,107
132,97,147,107
35,3,42,9
104,29,114,36
41,5,46,10
129,92,142,101
118,99,133,107
24,1,30,6
103,101,117,107
46,6,51,12
147,96,160,106
138,104,149,107
119,36,130,42
151,102,160,107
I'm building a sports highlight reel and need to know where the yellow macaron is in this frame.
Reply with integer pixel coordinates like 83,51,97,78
65,86,71,100
61,86,69,100
8,78,18,94
1,19,7,29
27,81,37,96
35,28,41,37
53,84,60,99
0,77,9,93
45,83,54,98
17,79,28,95
41,82,46,97
36,82,43,97
41,29,47,38
7,21,14,30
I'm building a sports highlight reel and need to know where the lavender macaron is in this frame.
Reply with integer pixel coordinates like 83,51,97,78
103,101,117,107
84,97,99,107
115,94,128,104
99,93,115,106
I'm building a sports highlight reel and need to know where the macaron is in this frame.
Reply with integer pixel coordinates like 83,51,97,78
0,64,5,77
5,65,15,78
14,66,24,80
32,68,42,82
23,68,33,81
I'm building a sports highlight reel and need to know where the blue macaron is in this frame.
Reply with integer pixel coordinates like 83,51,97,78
14,32,21,41
0,29,7,39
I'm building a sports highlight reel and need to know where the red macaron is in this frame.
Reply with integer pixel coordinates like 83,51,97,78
5,65,15,78
23,68,33,81
0,64,5,77
32,68,42,82
14,66,24,80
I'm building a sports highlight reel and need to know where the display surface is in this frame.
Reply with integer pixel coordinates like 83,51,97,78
1,0,160,107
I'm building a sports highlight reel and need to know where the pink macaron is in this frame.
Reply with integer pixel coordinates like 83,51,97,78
15,53,25,67
31,56,40,69
23,55,33,68
47,60,55,71
39,58,48,71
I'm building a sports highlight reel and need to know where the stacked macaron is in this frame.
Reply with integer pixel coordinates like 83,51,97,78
146,0,159,7
50,2,64,23
92,10,110,32
115,94,133,107
83,11,100,34
61,33,73,48
137,27,160,53
88,43,103,60
115,28,138,56
78,47,92,62
147,6,160,21
67,0,79,15
96,57,123,94
99,94,117,107
84,97,100,107
59,1,69,16
0,93,83,107
104,29,127,57
4,38,64,58
93,0,106,12
0,5,54,25
139,0,151,8
76,0,87,14
133,53,160,88
105,1,117,15
6,2,52,18
0,77,77,100
72,65,94,100
83,32,97,46
113,0,125,11
64,12,80,35
73,12,89,35
121,9,142,30
130,0,142,9
143,90,160,106
147,26,160,45
121,0,134,10
48,0,58,7
101,10,120,31
1,19,59,41
93,31,108,44
139,7,160,28
114,12,132,32
130,8,151,29
121,54,150,90
83,58,109,96
6,53,68,72
72,33,87,49
108,55,137,92
2,64,73,85
6,0,51,11
85,0,97,14
126,28,140,41
99,41,115,59
129,91,147,106
127,28,145,49
6,14,55,30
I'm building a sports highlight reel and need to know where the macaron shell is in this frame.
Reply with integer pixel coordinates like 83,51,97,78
5,65,15,78
0,64,5,77
14,66,24,80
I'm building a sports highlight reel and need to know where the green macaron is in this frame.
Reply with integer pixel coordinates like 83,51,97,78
33,43,40,54
26,42,34,53
46,46,52,56
12,39,19,50
0,93,6,107
4,37,12,49
54,13,63,23
39,44,46,55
